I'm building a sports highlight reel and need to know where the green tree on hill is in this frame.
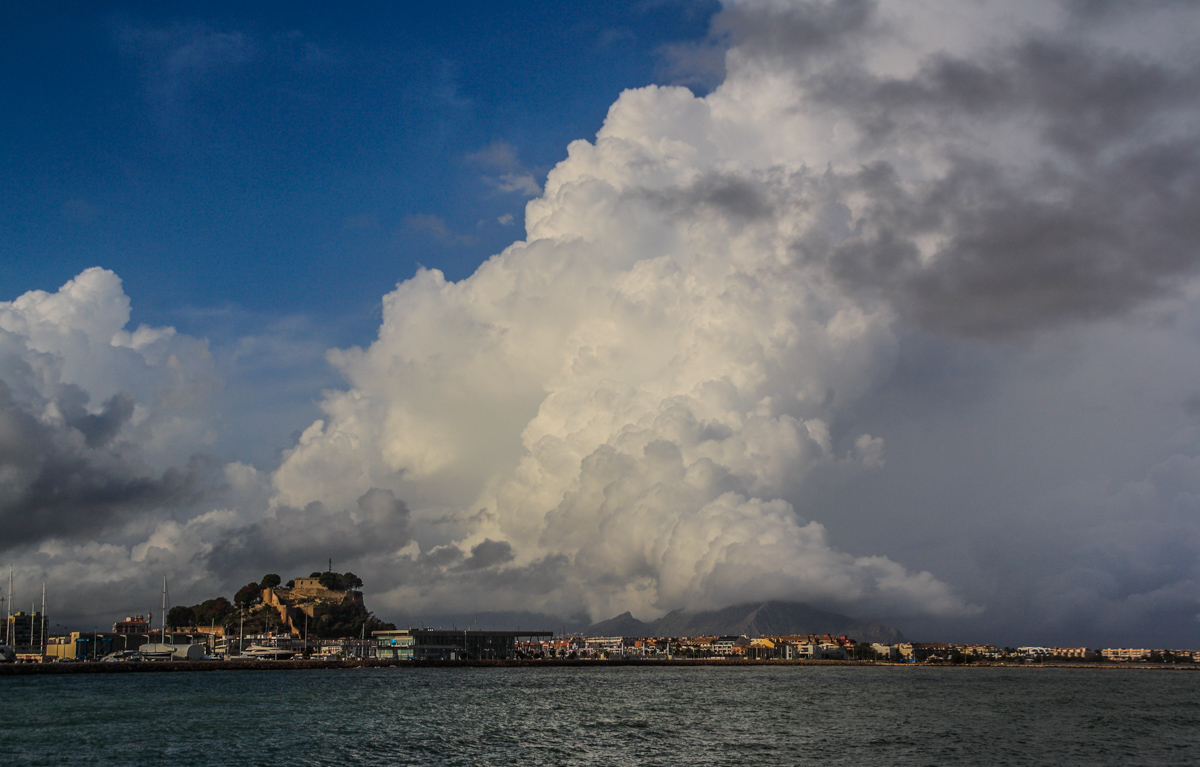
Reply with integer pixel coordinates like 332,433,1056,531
167,605,194,628
193,597,234,625
308,600,395,639
310,570,364,592
235,582,263,608
168,596,235,629
260,573,282,589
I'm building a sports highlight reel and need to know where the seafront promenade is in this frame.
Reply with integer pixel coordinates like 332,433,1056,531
3,657,1197,676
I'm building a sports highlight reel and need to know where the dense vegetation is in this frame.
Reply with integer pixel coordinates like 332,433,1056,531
308,571,363,592
166,597,234,629
307,601,395,639
166,571,394,638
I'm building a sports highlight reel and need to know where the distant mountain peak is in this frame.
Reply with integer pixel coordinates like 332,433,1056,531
583,601,904,644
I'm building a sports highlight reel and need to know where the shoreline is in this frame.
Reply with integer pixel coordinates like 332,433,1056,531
2,657,1197,676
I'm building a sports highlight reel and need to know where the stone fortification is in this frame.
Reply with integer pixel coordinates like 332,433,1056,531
261,579,364,636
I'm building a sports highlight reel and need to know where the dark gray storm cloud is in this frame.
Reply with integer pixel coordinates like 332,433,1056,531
460,538,515,570
206,487,411,579
807,37,1200,155
705,0,1200,337
0,376,210,552
639,172,775,221
1064,0,1198,21
70,392,136,449
819,143,1200,335
714,0,876,63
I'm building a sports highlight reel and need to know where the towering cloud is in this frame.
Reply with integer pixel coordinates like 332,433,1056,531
4,0,1198,640
269,0,1198,623
0,268,218,550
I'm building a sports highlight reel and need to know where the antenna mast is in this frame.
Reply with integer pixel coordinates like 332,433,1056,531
162,575,169,645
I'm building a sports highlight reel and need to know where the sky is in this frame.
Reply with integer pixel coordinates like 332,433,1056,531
2,0,1199,648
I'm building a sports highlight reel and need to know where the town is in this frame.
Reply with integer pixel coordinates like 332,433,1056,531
3,569,1198,666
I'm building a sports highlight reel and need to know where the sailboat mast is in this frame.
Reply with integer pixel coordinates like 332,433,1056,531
40,581,45,655
6,565,13,646
162,575,167,645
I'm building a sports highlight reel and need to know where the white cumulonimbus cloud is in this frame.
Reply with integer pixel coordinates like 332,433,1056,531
4,0,1198,634
0,268,219,550
271,0,1200,622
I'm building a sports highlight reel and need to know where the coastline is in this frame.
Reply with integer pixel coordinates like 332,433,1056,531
3,657,1197,676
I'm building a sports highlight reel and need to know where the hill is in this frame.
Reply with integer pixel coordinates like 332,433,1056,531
583,601,904,644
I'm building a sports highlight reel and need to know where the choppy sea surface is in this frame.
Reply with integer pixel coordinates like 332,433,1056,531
2,665,1197,765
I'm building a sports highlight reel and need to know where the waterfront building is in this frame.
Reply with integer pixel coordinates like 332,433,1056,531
373,629,553,660
711,636,750,656
41,631,216,661
911,642,954,661
1052,647,1098,661
871,643,900,661
584,636,624,656
955,644,1002,659
1101,648,1151,661
112,616,150,634
794,642,848,660
1017,646,1055,661
6,611,48,654
747,637,778,660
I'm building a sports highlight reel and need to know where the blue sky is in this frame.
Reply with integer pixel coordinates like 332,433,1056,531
1,0,716,343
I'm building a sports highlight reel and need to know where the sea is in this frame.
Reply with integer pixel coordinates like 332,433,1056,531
2,665,1197,765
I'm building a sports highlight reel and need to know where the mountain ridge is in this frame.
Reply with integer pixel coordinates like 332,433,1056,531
584,601,904,644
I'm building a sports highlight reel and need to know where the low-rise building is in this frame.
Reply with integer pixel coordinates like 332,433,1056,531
584,636,624,656
871,643,900,661
711,636,749,656
112,615,150,634
42,630,216,661
1017,646,1054,661
911,642,952,661
1052,647,1098,661
1101,648,1151,662
955,644,1001,659
373,629,553,660
794,642,848,660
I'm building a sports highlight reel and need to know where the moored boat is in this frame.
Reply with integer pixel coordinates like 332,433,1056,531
240,644,297,660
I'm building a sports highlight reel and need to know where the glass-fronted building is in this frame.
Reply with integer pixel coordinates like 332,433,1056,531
374,629,553,660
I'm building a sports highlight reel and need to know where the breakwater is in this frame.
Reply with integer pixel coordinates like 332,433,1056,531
0,658,399,675
3,657,1195,676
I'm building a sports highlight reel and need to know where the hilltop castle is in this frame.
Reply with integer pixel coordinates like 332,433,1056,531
261,576,364,636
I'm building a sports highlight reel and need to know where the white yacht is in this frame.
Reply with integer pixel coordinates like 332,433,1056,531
240,644,297,660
